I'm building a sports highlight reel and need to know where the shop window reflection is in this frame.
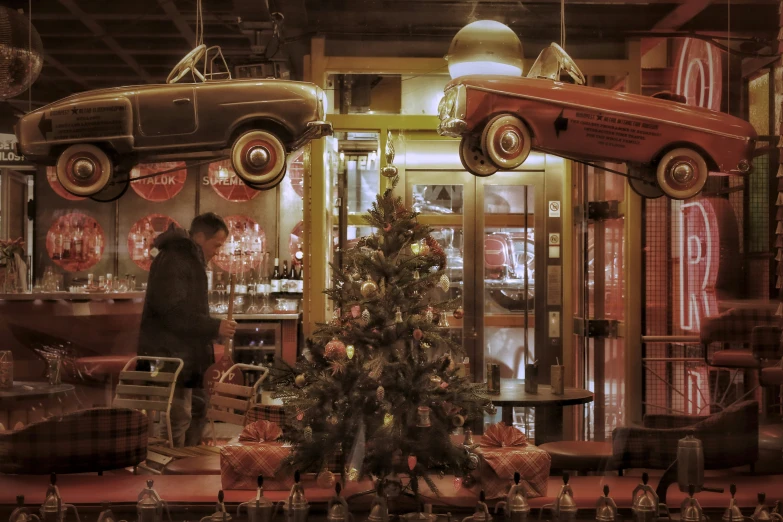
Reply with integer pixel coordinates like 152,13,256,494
412,184,464,215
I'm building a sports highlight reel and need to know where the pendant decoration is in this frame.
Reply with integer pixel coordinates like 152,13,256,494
325,337,347,360
384,413,394,426
413,328,424,341
452,414,465,427
296,411,305,421
453,477,463,491
394,307,403,324
346,344,355,359
453,306,464,320
416,406,432,427
438,274,450,292
408,455,418,471
376,385,385,402
317,469,336,489
351,305,361,318
304,426,313,441
438,312,450,328
425,307,434,323
362,308,371,322
295,374,306,387
413,270,420,281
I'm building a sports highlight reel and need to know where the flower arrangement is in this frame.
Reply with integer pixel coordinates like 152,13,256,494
0,237,25,292
0,237,24,266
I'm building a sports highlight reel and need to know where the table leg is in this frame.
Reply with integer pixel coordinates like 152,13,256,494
502,405,514,426
534,404,563,445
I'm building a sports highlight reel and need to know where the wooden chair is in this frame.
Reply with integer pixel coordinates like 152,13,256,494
112,356,183,449
207,362,269,445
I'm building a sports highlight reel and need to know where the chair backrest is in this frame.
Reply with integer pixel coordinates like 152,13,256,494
208,363,269,444
701,307,778,345
113,356,183,447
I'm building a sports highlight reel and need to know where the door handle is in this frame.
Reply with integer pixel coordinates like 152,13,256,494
173,98,191,105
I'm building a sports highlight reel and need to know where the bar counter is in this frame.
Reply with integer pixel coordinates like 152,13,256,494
0,292,302,382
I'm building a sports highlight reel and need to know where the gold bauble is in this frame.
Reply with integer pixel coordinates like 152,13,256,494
361,280,379,297
295,374,306,387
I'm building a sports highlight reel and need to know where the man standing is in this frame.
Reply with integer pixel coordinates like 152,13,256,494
138,212,237,447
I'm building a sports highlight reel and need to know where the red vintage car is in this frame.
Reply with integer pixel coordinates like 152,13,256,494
438,43,757,200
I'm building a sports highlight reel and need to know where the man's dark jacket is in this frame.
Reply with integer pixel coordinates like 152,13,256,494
137,226,220,388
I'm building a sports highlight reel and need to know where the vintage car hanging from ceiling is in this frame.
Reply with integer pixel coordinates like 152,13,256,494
15,44,333,200
438,43,757,200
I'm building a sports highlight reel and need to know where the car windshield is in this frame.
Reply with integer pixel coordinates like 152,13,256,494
526,43,585,85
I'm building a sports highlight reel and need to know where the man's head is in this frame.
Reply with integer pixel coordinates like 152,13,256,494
189,212,228,262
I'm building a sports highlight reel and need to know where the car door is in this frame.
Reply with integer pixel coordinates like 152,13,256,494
135,85,197,142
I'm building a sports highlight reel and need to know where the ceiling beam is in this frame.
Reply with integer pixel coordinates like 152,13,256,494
58,0,155,83
39,32,248,39
157,0,198,48
641,0,714,55
46,48,260,57
42,52,90,90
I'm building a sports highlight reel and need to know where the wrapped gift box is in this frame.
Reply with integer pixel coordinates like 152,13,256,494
471,423,551,499
221,440,294,490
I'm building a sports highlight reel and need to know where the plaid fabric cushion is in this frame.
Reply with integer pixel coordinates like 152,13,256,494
752,326,782,360
612,400,758,471
0,407,148,474
244,405,285,426
701,308,778,345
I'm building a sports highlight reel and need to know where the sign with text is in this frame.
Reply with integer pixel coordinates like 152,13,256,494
130,162,187,202
0,133,34,170
46,212,105,272
205,159,260,202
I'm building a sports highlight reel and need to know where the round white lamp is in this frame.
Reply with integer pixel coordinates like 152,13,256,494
445,20,524,80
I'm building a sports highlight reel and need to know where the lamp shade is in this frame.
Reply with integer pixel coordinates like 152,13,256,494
446,20,523,79
0,7,43,100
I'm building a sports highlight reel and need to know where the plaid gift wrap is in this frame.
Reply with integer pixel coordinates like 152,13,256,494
472,423,550,500
0,407,148,474
221,419,293,490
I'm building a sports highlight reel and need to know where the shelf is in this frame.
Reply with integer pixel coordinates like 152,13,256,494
214,313,301,320
234,346,276,351
0,291,145,302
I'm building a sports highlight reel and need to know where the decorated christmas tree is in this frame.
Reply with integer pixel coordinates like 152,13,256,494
274,156,490,494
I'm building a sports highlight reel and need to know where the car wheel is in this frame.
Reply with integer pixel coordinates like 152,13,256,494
231,130,286,186
90,174,131,203
246,163,287,191
656,147,708,200
628,165,664,199
482,115,532,170
56,144,113,197
459,135,498,177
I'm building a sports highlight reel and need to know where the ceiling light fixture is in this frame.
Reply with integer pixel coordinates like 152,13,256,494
446,20,524,80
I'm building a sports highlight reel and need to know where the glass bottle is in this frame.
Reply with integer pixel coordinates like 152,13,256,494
281,260,289,294
271,258,281,293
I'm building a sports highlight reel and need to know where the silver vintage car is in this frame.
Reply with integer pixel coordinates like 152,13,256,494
15,45,332,198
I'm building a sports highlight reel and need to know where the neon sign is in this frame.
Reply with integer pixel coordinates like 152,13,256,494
674,38,723,111
678,198,739,332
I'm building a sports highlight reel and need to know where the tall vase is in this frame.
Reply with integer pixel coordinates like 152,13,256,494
2,256,20,293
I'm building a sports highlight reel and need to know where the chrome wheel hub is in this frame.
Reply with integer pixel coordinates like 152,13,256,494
247,146,270,169
499,130,520,154
672,162,694,184
73,158,95,180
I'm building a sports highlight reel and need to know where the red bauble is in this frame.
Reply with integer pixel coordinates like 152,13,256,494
408,455,417,471
384,223,392,232
453,307,464,320
325,338,347,360
351,305,361,318
413,329,424,341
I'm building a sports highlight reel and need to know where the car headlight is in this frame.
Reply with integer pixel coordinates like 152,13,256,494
439,88,457,120
317,88,327,120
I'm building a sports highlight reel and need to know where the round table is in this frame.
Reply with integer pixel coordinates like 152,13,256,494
488,379,593,445
0,381,76,431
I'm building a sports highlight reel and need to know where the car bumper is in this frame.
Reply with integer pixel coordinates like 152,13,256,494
291,121,334,150
437,118,467,138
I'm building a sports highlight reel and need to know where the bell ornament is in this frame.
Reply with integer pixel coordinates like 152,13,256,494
753,493,783,522
462,491,492,522
680,486,706,522
238,476,280,522
595,486,618,522
631,473,661,522
40,474,80,522
284,471,310,522
10,495,40,522
97,503,125,522
201,491,231,522
400,504,439,522
722,485,746,522
494,473,529,522
326,483,353,522
555,474,578,518
137,480,171,522
367,485,389,522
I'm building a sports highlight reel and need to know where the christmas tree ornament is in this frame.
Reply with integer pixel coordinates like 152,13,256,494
413,270,420,281
452,414,465,427
327,414,339,425
325,338,347,360
296,411,305,421
380,278,386,296
376,386,385,402
413,328,424,341
384,413,394,426
408,455,418,471
384,223,392,232
351,305,361,318
394,308,403,324
295,374,307,387
438,312,450,328
425,307,434,322
440,380,449,389
422,342,432,350
421,244,430,255
438,274,450,292
346,345,355,359
317,469,336,489
417,406,432,427
361,280,379,298
362,308,371,322
467,452,479,470
453,477,463,492
453,306,464,320
351,270,361,283
430,375,443,386
304,426,313,441
410,242,422,255
382,164,399,179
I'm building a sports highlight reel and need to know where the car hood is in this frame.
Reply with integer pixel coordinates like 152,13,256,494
27,78,320,114
447,75,757,140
